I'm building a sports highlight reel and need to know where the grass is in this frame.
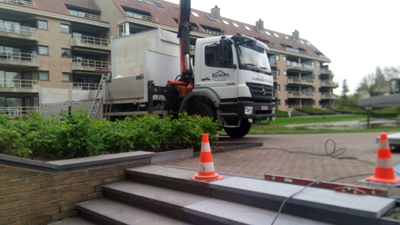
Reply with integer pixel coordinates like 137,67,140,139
249,114,400,134
259,115,366,126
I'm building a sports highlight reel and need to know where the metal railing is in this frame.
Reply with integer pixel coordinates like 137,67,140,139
286,47,299,53
320,68,332,74
0,23,36,35
69,10,108,22
190,26,222,36
73,82,99,90
320,80,339,87
0,51,37,61
288,91,314,98
286,61,314,71
0,106,39,115
0,79,38,88
321,93,338,99
126,12,159,23
72,35,110,47
0,0,35,8
72,58,110,69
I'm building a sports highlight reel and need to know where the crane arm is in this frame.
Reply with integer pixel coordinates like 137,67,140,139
177,0,193,77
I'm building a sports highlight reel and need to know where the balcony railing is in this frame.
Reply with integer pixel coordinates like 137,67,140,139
288,91,314,98
0,79,38,88
270,60,278,67
72,59,110,70
321,93,338,99
0,23,36,36
190,26,222,36
72,35,110,47
126,12,159,23
0,0,35,8
73,82,99,90
320,80,339,88
0,106,39,116
286,61,314,72
69,10,108,22
286,47,299,53
287,77,314,85
320,68,332,74
0,51,37,62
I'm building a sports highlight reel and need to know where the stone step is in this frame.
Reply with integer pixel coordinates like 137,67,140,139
77,197,190,225
101,180,329,225
50,217,96,225
125,165,396,225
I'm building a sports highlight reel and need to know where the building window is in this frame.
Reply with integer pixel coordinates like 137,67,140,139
60,24,70,33
39,71,49,80
283,56,286,62
38,46,48,55
61,48,70,57
276,55,280,61
284,71,287,76
276,84,280,91
276,70,280,75
37,20,48,30
284,85,287,91
31,72,38,80
62,73,70,82
285,100,288,105
277,100,281,105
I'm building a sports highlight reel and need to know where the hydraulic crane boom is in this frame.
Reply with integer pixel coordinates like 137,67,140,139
177,0,193,77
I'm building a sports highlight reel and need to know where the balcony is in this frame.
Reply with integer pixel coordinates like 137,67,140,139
320,68,332,75
320,80,339,88
126,12,159,23
190,26,222,36
0,24,38,41
273,75,277,81
0,51,39,68
69,10,108,22
0,79,39,93
72,59,110,72
270,60,278,67
287,77,314,85
0,0,35,8
287,91,314,99
286,61,314,72
0,106,39,116
72,82,99,90
320,93,338,100
71,35,110,52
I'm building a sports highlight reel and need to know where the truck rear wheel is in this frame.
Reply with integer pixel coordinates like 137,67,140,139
190,103,216,119
224,120,251,138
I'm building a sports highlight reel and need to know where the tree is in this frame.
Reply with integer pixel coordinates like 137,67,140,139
383,67,400,93
341,79,349,99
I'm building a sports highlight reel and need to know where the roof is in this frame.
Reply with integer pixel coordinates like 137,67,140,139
112,0,329,61
29,0,101,16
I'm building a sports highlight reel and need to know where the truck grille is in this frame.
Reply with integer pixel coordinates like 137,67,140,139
246,82,274,102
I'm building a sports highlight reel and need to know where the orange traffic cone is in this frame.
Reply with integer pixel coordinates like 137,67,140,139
366,133,400,184
191,133,223,182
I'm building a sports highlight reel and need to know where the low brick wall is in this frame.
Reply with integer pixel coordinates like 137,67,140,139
0,160,149,225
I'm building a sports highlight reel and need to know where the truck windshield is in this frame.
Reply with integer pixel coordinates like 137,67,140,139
236,43,271,74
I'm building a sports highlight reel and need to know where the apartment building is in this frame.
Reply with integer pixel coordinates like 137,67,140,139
0,0,337,115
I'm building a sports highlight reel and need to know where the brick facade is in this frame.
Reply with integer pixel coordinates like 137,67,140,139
0,160,150,225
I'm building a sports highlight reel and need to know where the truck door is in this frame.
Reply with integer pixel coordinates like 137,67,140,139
199,42,238,99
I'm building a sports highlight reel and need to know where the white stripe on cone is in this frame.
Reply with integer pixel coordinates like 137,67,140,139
376,158,393,168
199,162,215,173
379,140,390,150
201,142,211,152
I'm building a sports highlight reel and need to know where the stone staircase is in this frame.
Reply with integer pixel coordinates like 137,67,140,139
52,165,398,225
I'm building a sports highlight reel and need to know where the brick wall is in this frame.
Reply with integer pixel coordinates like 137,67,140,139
0,160,150,225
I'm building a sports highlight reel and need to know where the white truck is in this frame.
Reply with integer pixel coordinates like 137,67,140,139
103,27,275,138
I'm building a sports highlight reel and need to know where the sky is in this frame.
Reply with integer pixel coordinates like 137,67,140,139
165,0,400,94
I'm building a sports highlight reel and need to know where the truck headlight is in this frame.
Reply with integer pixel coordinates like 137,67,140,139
244,106,253,115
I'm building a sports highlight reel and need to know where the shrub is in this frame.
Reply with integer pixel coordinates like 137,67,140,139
371,111,398,118
296,107,336,115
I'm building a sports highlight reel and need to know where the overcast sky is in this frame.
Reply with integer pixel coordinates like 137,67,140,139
165,0,400,94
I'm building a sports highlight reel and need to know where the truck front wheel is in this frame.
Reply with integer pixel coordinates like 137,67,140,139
189,103,216,119
224,120,251,138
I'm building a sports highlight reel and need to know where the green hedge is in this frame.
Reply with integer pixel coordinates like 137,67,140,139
371,111,398,118
0,110,221,159
295,107,336,115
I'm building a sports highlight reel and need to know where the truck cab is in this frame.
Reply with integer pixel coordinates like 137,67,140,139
180,35,276,137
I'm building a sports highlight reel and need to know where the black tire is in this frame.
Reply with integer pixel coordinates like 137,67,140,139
224,120,251,138
189,103,216,119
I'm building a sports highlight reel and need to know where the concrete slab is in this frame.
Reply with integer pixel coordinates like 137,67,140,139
77,198,191,225
49,217,96,225
184,198,330,225
103,181,210,207
210,177,395,219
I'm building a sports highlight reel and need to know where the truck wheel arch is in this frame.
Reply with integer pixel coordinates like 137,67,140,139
179,88,221,120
